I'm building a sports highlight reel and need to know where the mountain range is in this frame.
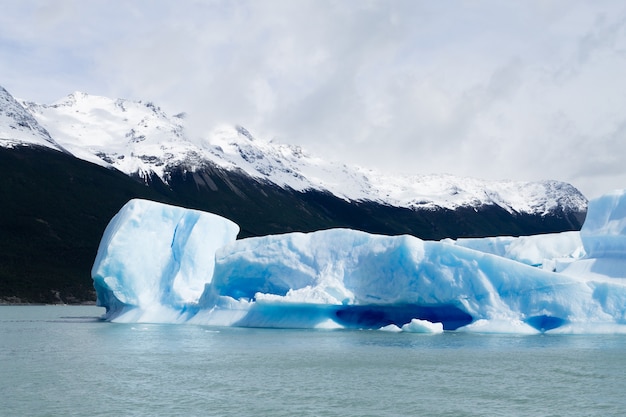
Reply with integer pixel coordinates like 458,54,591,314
0,85,587,303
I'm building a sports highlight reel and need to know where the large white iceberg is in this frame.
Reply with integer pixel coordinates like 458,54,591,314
91,199,239,322
92,191,626,333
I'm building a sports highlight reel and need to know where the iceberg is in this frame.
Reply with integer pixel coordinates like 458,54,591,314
92,191,626,334
580,189,626,259
91,199,239,322
441,231,585,269
557,189,626,293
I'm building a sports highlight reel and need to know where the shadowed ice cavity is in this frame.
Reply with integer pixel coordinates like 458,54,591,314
332,304,473,330
524,315,569,332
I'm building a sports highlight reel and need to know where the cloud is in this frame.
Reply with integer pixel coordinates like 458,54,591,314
1,0,626,198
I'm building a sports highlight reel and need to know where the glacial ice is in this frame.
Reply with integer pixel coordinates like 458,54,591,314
91,199,239,322
441,231,585,269
92,190,626,334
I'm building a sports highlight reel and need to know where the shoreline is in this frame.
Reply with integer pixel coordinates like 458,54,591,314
0,300,97,306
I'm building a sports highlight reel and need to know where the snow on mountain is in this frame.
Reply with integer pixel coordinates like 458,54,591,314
206,125,585,214
0,86,65,151
21,92,195,180
5,87,587,213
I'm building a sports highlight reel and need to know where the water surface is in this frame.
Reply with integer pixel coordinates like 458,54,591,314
1,306,625,416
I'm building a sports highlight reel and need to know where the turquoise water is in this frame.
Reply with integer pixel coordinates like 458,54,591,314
1,306,625,417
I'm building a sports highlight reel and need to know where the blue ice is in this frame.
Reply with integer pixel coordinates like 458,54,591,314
92,190,626,333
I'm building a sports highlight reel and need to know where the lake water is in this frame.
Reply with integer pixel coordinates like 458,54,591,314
1,306,625,417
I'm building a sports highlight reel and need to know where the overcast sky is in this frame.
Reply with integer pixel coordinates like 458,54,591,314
1,0,625,198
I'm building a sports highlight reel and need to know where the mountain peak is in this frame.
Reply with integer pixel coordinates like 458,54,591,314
0,85,65,151
50,91,102,108
236,125,255,141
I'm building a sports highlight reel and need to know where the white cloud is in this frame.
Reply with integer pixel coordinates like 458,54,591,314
1,0,626,198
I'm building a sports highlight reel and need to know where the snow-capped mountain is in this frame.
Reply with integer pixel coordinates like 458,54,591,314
15,89,586,215
0,86,65,151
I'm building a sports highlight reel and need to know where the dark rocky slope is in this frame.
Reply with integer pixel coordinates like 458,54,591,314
0,145,586,303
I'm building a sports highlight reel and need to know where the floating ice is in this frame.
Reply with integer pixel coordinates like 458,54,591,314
580,189,626,259
93,191,626,334
556,190,626,285
401,319,444,334
91,199,239,322
442,231,585,269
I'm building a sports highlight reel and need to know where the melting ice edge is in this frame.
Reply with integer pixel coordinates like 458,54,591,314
92,190,626,334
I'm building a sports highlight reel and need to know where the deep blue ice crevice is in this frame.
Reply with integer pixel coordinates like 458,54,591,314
160,211,201,307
